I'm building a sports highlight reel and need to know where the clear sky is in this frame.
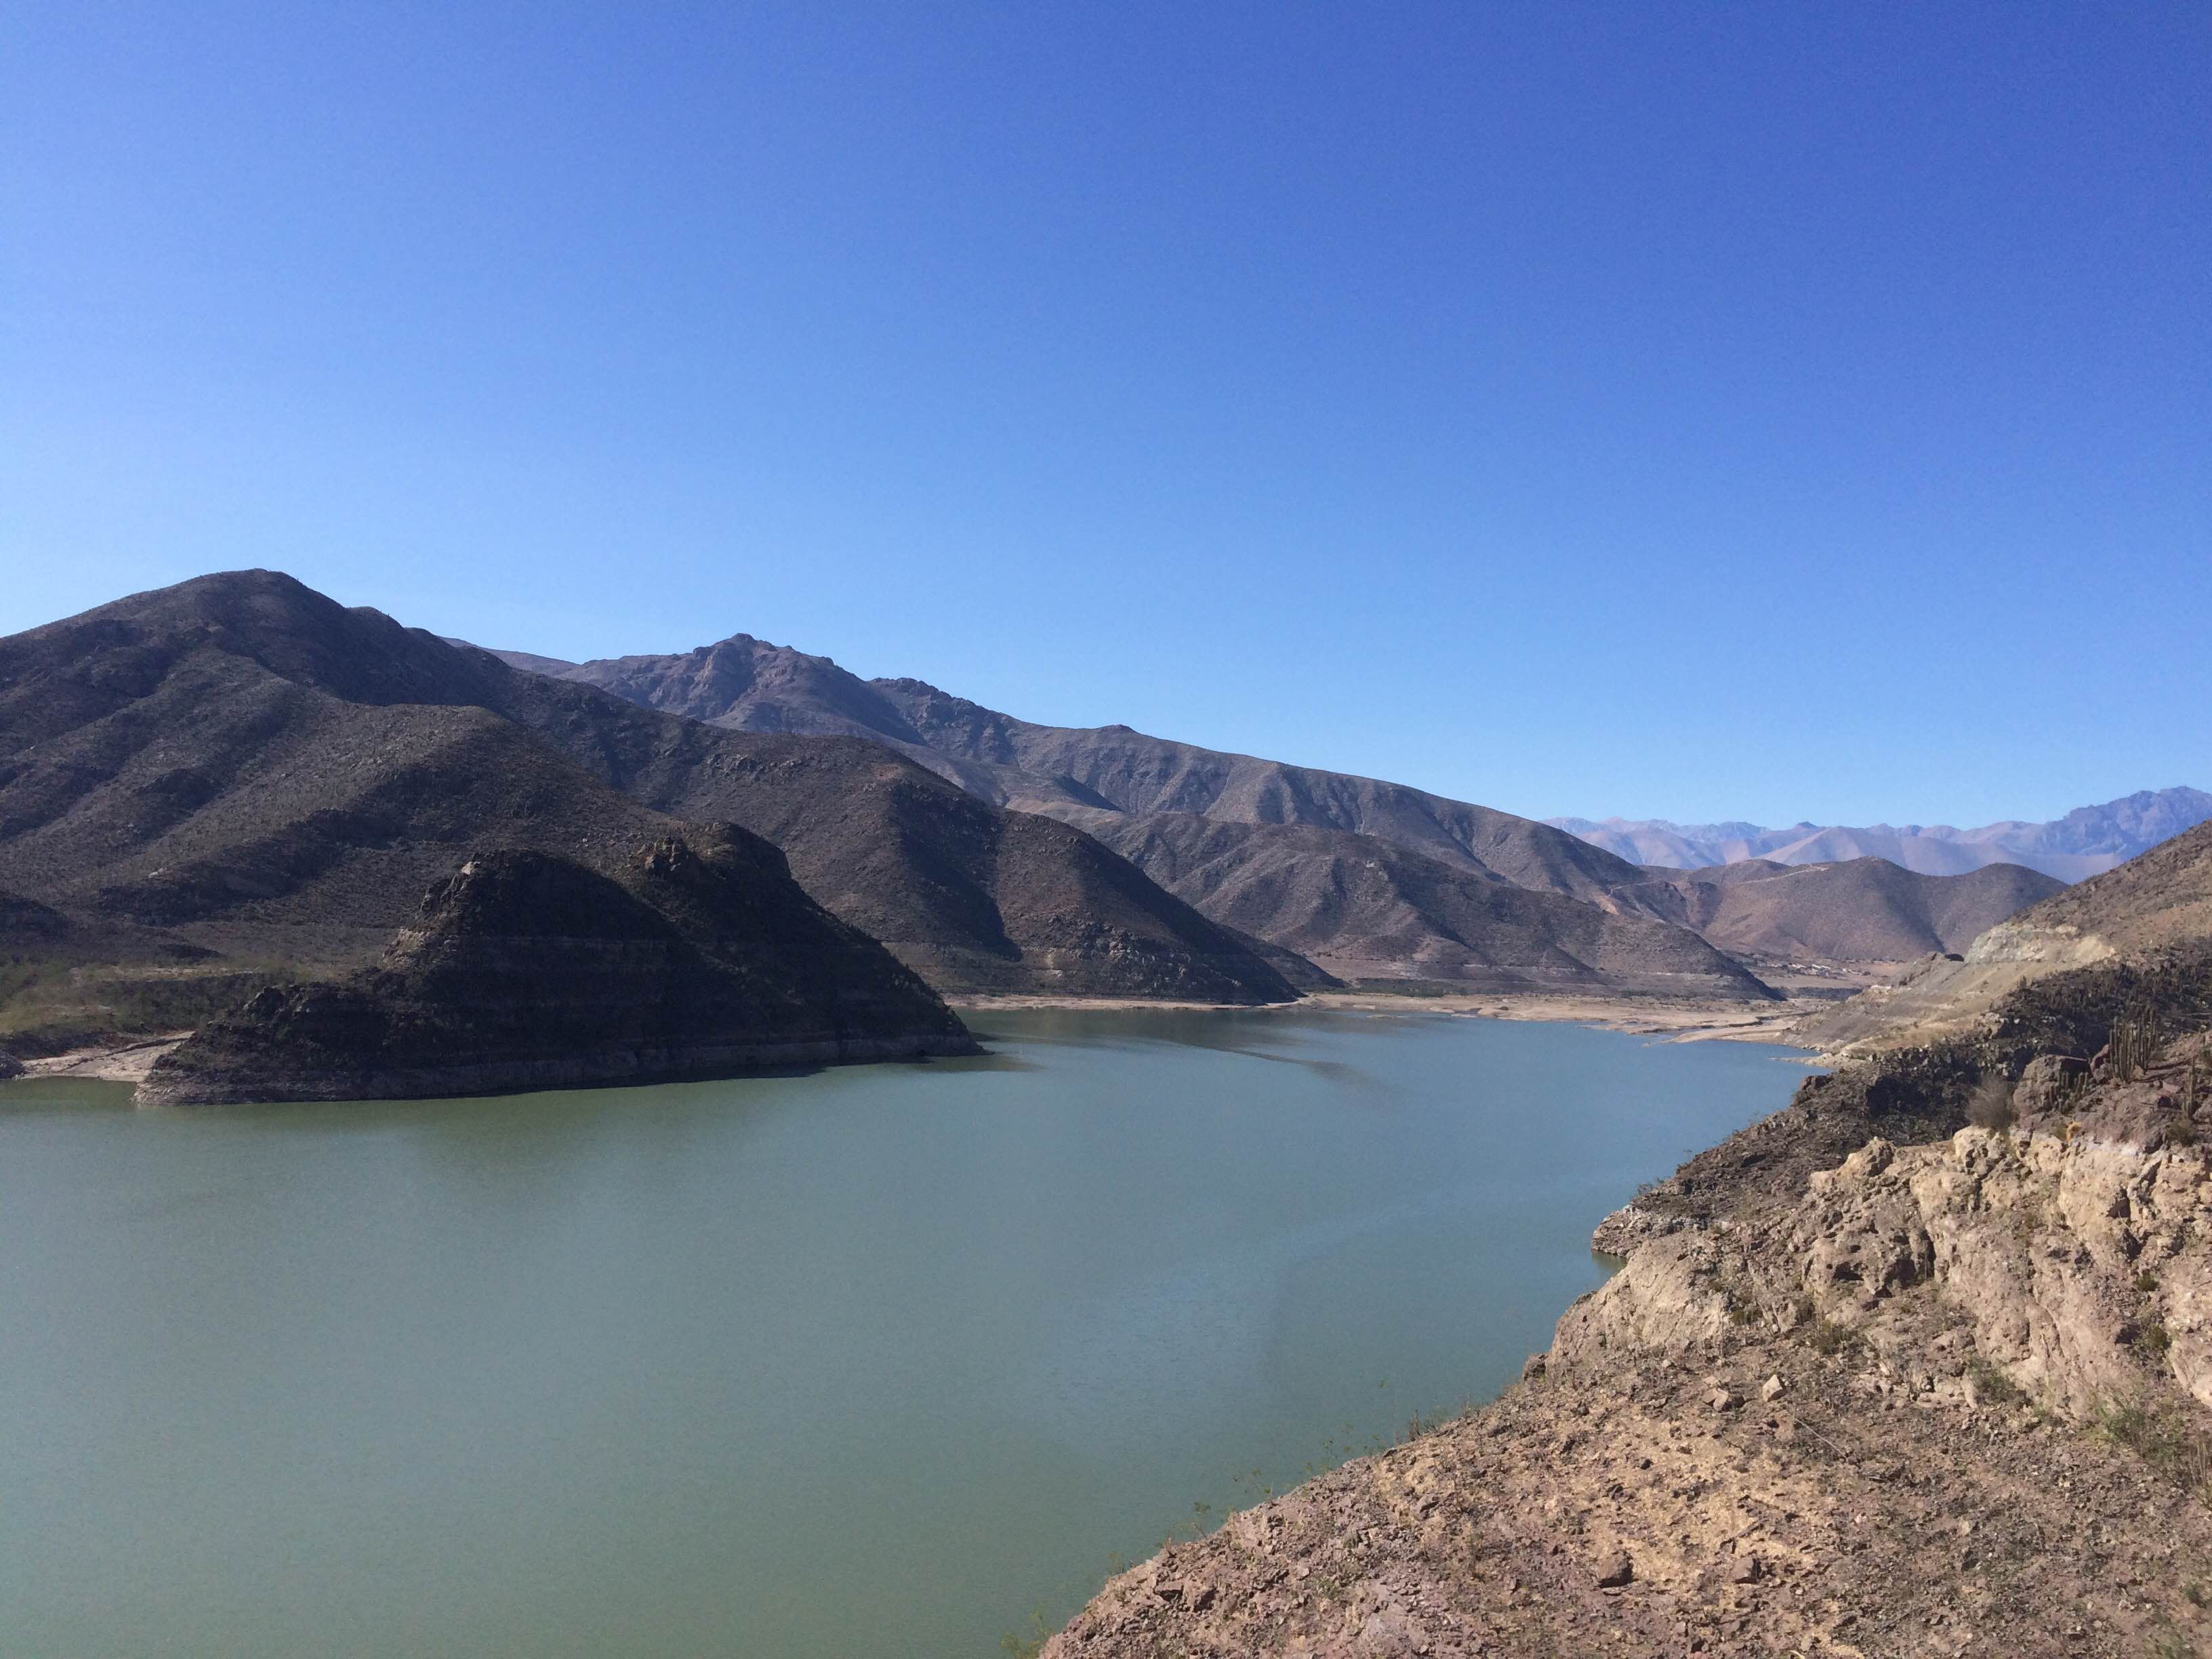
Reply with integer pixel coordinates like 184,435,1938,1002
3,3,2205,828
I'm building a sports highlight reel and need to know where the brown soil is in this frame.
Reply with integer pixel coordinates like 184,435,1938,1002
1045,1343,2212,1659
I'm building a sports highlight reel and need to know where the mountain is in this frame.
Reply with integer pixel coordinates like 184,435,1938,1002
0,573,1298,1044
139,832,977,1105
1549,787,2212,882
511,636,1668,903
1618,857,2066,966
505,633,1780,999
1058,808,1776,997
1802,816,2212,1052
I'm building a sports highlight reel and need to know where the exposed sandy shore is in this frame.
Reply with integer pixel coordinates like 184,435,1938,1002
1322,991,1821,1048
955,989,1822,1050
14,1036,188,1083
7,990,1820,1088
951,994,1274,1013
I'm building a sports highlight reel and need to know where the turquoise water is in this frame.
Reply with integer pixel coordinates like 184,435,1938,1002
0,1007,1800,1657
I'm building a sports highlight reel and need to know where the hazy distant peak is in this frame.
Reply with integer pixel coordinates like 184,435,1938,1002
1547,787,2212,884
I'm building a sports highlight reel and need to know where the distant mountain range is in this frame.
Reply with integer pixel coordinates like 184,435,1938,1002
487,630,2097,987
1545,790,2212,883
494,634,1784,996
5,574,2179,1067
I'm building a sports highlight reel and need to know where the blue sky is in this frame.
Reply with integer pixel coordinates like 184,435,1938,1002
3,3,2205,827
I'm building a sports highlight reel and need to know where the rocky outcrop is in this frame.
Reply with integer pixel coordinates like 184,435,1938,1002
138,829,977,1105
1044,955,2212,1659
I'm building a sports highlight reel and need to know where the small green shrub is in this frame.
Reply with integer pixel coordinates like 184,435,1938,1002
2093,1395,2212,1500
1965,1354,2024,1406
1805,1317,1856,1356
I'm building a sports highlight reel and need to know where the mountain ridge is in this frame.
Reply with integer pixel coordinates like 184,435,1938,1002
0,573,1298,1047
506,634,1788,998
1549,788,2212,882
498,628,2092,996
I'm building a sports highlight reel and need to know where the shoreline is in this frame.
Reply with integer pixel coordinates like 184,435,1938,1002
956,988,1823,1051
11,1035,188,1084
1041,962,2212,1657
9,987,1824,1091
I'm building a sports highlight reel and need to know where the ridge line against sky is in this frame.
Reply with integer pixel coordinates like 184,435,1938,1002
3,2,2206,826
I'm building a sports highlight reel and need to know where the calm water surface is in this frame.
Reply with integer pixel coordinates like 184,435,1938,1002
0,1007,1801,1657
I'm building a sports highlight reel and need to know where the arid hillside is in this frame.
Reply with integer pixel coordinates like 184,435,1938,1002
0,573,1298,1052
1062,807,1778,999
1625,856,2066,966
1806,819,2212,1054
511,633,1797,998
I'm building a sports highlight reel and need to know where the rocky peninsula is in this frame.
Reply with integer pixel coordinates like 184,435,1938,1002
138,827,977,1105
1044,943,2212,1658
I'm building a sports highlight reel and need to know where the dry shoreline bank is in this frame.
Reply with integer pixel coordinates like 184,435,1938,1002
6,987,1824,1092
957,987,1826,1051
12,1035,188,1084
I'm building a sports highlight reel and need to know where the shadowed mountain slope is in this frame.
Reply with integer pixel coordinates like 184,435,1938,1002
1550,788,2212,882
1059,809,1777,998
519,635,1668,909
0,573,1297,1017
514,633,1785,994
140,832,977,1105
1621,857,2065,965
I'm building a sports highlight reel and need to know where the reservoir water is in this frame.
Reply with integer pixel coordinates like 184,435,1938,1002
0,1006,1801,1657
